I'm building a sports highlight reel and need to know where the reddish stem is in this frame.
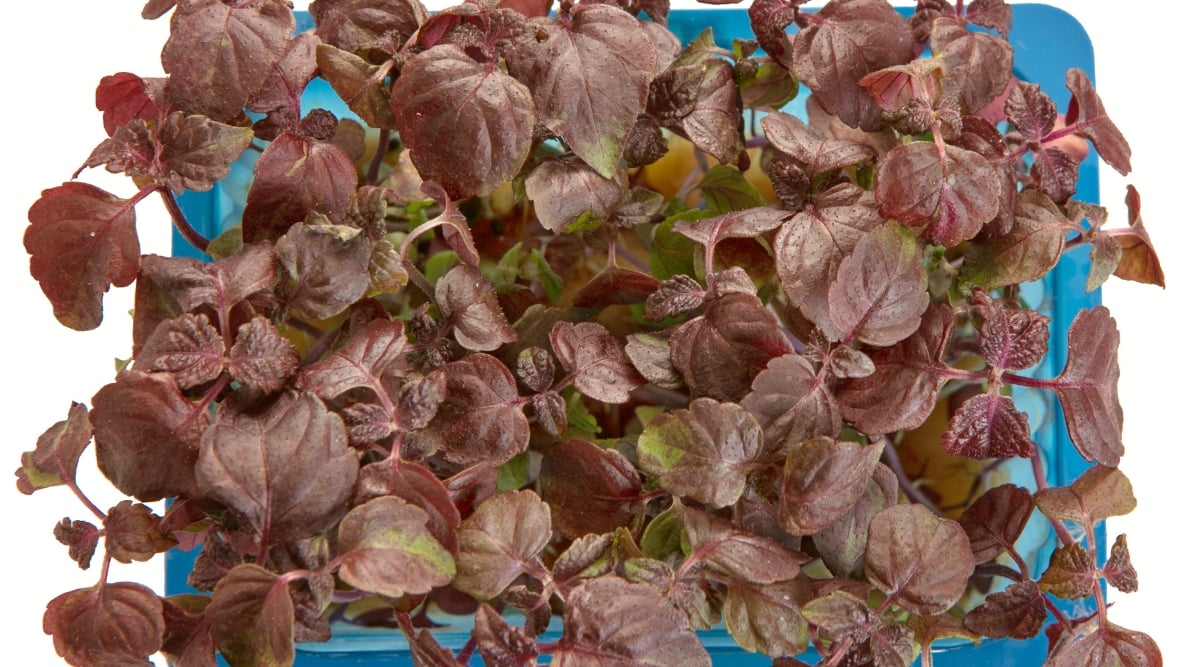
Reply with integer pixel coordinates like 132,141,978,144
158,187,211,255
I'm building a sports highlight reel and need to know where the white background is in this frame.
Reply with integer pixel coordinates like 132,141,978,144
2,1,1189,665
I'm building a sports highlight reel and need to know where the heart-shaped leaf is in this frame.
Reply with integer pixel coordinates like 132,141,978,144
526,155,626,233
296,318,409,403
1048,622,1162,667
941,392,1035,459
44,583,164,667
435,264,518,352
1034,464,1136,525
205,564,294,667
958,483,1035,565
540,439,643,541
679,503,804,584
229,316,300,394
336,496,456,597
827,221,929,346
453,490,552,600
156,112,255,194
310,0,428,56
779,437,884,535
741,354,841,458
723,577,812,658
865,504,974,615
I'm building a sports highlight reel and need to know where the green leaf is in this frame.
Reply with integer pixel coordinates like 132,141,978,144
698,165,767,213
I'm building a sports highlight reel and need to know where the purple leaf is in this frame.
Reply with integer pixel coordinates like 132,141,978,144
1048,623,1162,667
811,464,898,577
838,303,955,435
474,604,540,667
876,141,1001,247
92,371,207,502
276,221,372,321
1052,307,1124,466
160,594,217,667
779,437,884,535
134,313,225,389
453,490,552,600
135,243,278,334
1104,534,1139,594
1039,542,1093,600
316,43,396,129
723,577,812,658
972,288,1050,371
827,221,930,346
761,112,875,177
958,188,1069,290
670,292,793,401
1032,147,1080,205
411,354,530,466
95,72,161,136
659,60,744,165
801,590,876,638
773,183,882,335
1112,185,1165,287
104,500,176,564
1065,68,1132,175
1034,464,1136,525
394,45,535,199
296,318,409,403
624,333,683,390
24,182,140,331
540,439,643,540
958,483,1034,565
507,5,657,177
1005,81,1057,143
572,266,660,309
636,398,764,508
791,0,915,130
162,0,295,121
930,18,1012,115
942,392,1035,459
336,496,456,597
229,316,300,394
645,274,705,322
553,577,709,667
963,580,1046,640
679,503,805,584
525,155,626,234
54,518,100,570
865,504,974,615
673,206,789,249
44,583,164,667
242,132,357,242
197,391,358,544
310,0,428,56
749,0,796,65
966,0,1012,36
550,321,643,404
205,564,294,667
156,112,255,194
249,33,320,115
741,354,842,458
16,402,92,495
355,458,461,554
436,264,518,352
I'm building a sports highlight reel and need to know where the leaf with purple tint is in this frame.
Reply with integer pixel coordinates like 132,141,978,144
135,313,225,389
507,5,656,177
162,0,295,121
761,112,875,177
656,60,744,165
636,398,763,508
336,496,455,597
773,183,881,335
964,580,1045,640
674,206,789,249
1112,184,1165,287
540,439,643,540
679,503,804,584
865,504,974,615
837,303,954,435
355,458,460,554
1104,534,1138,593
876,141,1001,247
242,132,357,242
791,0,915,130
95,72,161,136
228,316,300,394
1047,623,1162,667
930,18,1012,115
812,463,897,577
315,43,395,129
1065,68,1132,175
1052,307,1124,467
1034,464,1136,525
205,564,294,667
296,318,408,403
16,402,92,495
394,45,534,200
157,112,255,194
670,292,793,401
197,391,358,544
1039,542,1093,600
958,188,1070,290
972,288,1050,371
741,354,841,458
104,500,176,564
436,264,518,352
958,483,1034,565
474,604,540,667
942,392,1035,459
748,0,796,65
453,490,551,600
24,182,140,331
92,371,207,502
550,321,643,404
553,577,710,667
827,221,929,346
276,221,372,321
412,354,530,466
723,577,812,658
572,266,660,309
310,0,428,57
1032,147,1080,205
1005,81,1057,143
526,155,626,233
44,583,164,667
779,437,884,536
54,518,100,570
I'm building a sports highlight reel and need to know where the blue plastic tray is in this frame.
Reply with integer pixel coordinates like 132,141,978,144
171,5,1102,665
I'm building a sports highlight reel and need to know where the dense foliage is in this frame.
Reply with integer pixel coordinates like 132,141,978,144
18,0,1164,665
